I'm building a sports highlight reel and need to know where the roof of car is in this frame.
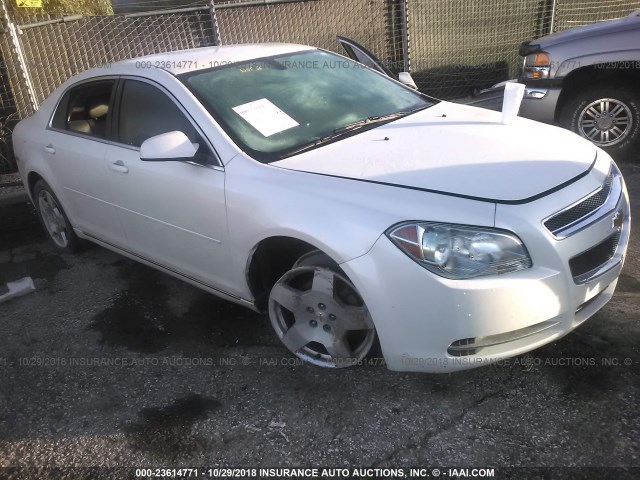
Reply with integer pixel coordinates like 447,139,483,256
115,43,316,76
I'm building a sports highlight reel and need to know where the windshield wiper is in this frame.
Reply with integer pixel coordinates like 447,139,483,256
283,106,429,158
333,109,420,135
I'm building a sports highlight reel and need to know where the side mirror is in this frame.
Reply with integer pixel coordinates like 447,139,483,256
140,131,198,162
398,72,418,90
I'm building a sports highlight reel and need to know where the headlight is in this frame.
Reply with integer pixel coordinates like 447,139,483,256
387,222,532,279
523,52,551,80
525,52,550,67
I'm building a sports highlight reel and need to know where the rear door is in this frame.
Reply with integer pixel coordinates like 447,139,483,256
104,77,232,292
45,79,127,246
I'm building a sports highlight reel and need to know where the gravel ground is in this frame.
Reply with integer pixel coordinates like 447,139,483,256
0,164,638,479
0,173,21,187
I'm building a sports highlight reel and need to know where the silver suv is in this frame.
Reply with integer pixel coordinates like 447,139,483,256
519,10,640,161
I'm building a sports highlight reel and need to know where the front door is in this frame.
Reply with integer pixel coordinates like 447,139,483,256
104,78,232,292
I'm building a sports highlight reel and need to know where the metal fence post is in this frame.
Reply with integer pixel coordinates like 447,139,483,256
549,0,558,34
400,0,410,73
0,0,38,115
209,0,222,45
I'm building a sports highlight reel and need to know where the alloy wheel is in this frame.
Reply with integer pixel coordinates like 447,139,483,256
38,190,69,249
268,266,375,368
578,98,633,146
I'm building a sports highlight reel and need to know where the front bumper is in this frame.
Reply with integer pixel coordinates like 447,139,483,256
341,157,630,373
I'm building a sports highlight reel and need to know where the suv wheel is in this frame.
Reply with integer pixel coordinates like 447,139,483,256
559,83,640,162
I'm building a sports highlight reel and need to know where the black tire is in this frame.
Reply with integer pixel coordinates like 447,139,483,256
293,249,343,271
559,83,640,163
33,180,80,253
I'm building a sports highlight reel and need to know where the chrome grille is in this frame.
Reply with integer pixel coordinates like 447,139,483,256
569,231,621,283
544,169,614,236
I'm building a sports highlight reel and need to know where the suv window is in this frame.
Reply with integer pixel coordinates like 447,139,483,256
52,80,115,139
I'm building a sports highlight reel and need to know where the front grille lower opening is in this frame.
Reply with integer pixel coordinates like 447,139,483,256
569,232,620,281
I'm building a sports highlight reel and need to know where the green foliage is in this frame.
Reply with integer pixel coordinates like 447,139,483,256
19,0,114,15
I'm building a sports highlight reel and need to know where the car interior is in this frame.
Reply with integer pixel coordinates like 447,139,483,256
66,85,112,138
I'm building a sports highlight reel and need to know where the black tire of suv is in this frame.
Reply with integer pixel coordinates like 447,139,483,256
559,83,640,163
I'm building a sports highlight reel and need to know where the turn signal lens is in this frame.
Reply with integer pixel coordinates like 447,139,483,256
389,225,424,260
526,52,551,67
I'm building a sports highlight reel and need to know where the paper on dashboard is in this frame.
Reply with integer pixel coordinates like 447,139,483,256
232,98,299,137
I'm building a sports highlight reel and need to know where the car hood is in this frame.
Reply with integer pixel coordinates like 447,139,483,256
534,11,640,48
272,101,597,203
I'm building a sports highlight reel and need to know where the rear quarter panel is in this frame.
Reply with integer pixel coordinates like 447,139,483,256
12,111,55,201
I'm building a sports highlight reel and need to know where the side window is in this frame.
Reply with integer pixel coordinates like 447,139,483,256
117,80,214,164
52,80,115,139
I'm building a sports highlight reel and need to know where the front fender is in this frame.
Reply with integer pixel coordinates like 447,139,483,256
223,155,496,299
555,49,640,78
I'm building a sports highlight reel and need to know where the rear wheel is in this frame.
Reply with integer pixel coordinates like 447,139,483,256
268,250,376,368
33,180,79,253
559,83,640,162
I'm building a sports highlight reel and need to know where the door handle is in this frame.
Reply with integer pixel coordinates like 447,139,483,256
44,144,56,155
109,160,129,174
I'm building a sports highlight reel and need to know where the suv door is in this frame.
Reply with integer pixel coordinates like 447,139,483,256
104,78,232,293
46,79,127,246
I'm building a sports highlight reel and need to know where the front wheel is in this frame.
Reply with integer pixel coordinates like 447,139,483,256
559,83,640,162
268,251,376,368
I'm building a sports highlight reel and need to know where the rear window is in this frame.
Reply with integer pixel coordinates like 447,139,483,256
52,80,115,139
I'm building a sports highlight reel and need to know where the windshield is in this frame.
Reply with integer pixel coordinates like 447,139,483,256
180,50,436,163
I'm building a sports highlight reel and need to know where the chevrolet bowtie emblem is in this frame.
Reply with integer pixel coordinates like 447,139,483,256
612,211,624,230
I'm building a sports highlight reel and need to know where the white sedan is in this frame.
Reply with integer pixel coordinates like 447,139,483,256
12,44,630,372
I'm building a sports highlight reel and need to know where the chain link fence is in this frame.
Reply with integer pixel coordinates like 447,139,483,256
1,0,639,174
0,3,217,174
215,0,405,74
407,0,640,99
407,0,553,99
553,0,640,30
18,10,217,108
